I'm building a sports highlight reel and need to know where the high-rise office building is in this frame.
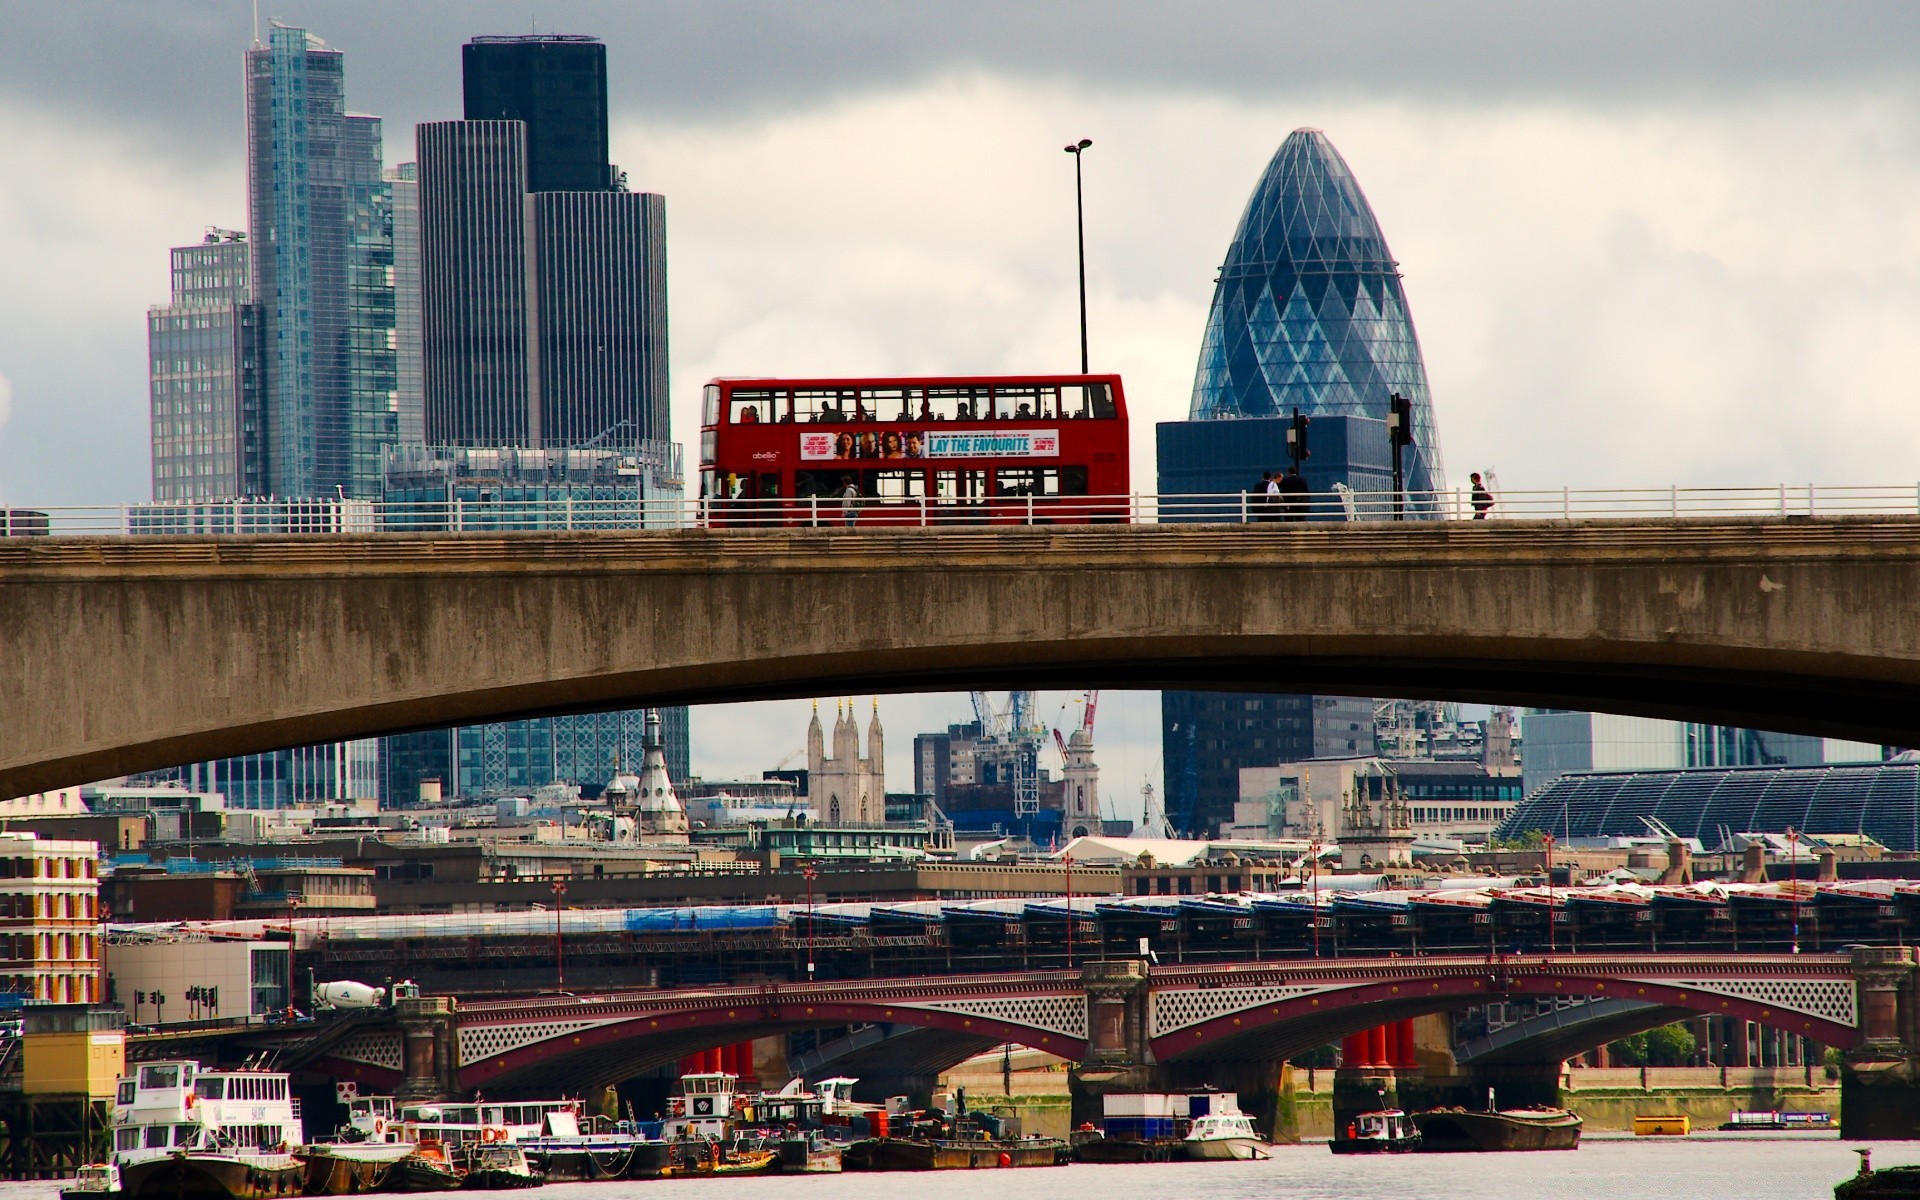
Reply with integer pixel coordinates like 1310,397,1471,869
461,35,613,193
148,230,264,501
389,34,678,799
245,23,397,499
1160,128,1432,836
417,35,668,451
386,163,424,446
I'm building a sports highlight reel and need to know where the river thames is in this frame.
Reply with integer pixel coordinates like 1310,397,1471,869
4,1138,1910,1200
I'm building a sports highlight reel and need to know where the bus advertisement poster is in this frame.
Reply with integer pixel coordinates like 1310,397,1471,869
798,429,1060,461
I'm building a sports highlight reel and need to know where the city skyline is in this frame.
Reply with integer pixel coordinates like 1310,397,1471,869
10,4,1920,509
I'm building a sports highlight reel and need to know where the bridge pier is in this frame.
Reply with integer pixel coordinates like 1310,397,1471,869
1842,947,1920,1139
398,994,459,1102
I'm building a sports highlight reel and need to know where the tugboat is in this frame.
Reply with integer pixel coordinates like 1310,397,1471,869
109,1061,306,1199
457,1139,542,1190
1411,1105,1582,1152
385,1140,463,1193
1329,1108,1421,1155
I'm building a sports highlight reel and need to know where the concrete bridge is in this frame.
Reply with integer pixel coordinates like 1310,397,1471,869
10,516,1920,795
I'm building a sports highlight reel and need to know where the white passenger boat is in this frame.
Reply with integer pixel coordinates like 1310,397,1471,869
109,1060,306,1199
1180,1106,1272,1160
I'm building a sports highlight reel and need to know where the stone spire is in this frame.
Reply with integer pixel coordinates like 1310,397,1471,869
632,707,689,842
865,697,885,782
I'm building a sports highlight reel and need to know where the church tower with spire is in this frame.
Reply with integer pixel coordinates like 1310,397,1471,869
806,698,886,823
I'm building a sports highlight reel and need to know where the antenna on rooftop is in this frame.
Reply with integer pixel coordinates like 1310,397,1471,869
251,0,261,48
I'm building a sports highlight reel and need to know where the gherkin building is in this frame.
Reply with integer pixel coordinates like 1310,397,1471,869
1190,128,1444,492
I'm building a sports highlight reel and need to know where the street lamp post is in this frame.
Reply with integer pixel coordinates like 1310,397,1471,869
1064,852,1076,969
803,866,818,982
1787,828,1801,954
1308,840,1321,958
1544,833,1556,956
1064,138,1093,374
551,880,568,989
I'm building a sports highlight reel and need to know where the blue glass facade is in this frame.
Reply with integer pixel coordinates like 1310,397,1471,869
1189,128,1444,493
246,26,397,500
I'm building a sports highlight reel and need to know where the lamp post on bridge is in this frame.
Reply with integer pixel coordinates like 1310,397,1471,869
1543,833,1556,957
551,880,568,989
1308,839,1321,959
803,865,818,982
1787,827,1801,954
1064,138,1093,374
1063,852,1076,969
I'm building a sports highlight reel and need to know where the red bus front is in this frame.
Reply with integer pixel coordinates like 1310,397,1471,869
698,374,1131,527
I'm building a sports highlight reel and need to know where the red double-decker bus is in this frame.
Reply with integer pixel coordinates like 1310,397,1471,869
698,374,1130,526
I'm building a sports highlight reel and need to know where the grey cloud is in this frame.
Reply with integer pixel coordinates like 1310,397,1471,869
6,1,1920,165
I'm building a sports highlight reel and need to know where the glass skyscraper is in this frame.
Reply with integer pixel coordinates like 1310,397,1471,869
147,231,264,500
1159,127,1438,836
245,24,397,500
1189,127,1444,492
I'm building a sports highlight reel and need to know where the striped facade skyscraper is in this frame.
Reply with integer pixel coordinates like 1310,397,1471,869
416,35,668,451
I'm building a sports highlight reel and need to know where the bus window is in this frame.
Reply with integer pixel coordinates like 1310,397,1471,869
1063,465,1089,495
995,385,1042,420
794,389,857,423
928,386,990,422
865,470,928,499
934,470,988,501
729,390,777,425
1062,383,1116,419
995,467,1063,497
794,471,842,500
755,474,781,499
864,388,919,421
702,384,720,427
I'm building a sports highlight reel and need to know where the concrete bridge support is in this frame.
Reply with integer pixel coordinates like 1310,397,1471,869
396,995,459,1102
1842,947,1920,1138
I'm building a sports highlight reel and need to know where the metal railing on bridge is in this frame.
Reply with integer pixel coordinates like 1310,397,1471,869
9,484,1920,538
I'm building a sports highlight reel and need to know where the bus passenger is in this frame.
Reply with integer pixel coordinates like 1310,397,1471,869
918,397,934,421
1017,403,1033,419
739,407,759,423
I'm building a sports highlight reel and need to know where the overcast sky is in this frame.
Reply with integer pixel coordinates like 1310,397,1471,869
6,3,1919,811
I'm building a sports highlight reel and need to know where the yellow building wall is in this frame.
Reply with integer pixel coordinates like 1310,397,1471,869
24,1030,125,1097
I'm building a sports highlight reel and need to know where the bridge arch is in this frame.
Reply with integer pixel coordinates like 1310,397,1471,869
10,519,1920,795
1147,960,1859,1065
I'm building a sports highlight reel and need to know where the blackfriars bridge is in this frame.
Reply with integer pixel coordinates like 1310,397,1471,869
191,948,1918,1137
12,516,1920,795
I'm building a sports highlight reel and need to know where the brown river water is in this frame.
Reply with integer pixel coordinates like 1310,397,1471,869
1,1137,1911,1200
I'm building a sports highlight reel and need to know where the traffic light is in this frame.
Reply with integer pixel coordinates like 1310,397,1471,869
1286,408,1310,466
1387,393,1414,448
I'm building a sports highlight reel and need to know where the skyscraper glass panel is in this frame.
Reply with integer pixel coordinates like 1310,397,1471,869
148,232,263,500
246,25,396,499
1190,128,1444,492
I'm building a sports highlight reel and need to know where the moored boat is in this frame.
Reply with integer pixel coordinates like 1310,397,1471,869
457,1144,542,1191
110,1061,306,1200
1837,1149,1920,1199
1329,1109,1420,1155
386,1141,463,1193
1411,1106,1582,1152
843,1133,1066,1170
1180,1106,1271,1161
60,1162,121,1200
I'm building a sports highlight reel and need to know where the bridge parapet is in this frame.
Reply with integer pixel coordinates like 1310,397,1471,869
395,994,458,1102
